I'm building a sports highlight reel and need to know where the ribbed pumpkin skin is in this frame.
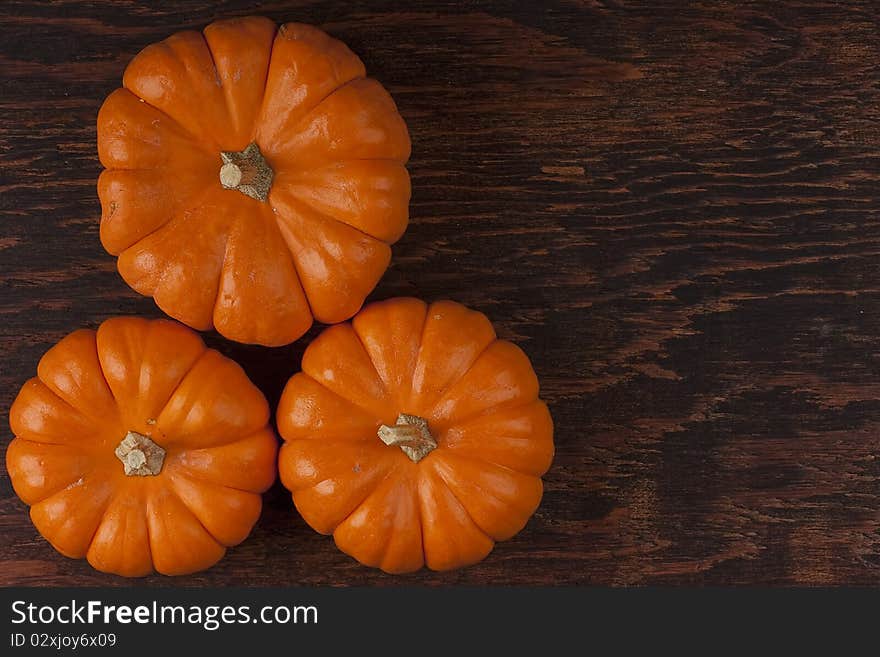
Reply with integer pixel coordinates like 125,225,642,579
6,317,277,577
97,17,411,346
276,298,554,573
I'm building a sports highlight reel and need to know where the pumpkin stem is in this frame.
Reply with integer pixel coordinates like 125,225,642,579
115,431,166,477
219,142,274,202
377,413,437,463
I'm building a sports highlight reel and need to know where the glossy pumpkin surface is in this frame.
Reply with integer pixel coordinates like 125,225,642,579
276,298,554,572
6,317,277,576
97,17,411,346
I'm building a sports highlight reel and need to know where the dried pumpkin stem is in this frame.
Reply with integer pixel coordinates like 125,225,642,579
377,413,437,463
115,431,165,477
219,142,274,202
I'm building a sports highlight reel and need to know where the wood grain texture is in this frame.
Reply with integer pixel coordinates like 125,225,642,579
1,0,879,586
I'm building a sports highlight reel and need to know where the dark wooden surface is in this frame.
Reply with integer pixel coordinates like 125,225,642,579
1,0,879,586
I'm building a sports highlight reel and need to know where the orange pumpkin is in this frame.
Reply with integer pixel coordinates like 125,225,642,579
97,17,411,346
6,317,277,576
276,298,554,572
